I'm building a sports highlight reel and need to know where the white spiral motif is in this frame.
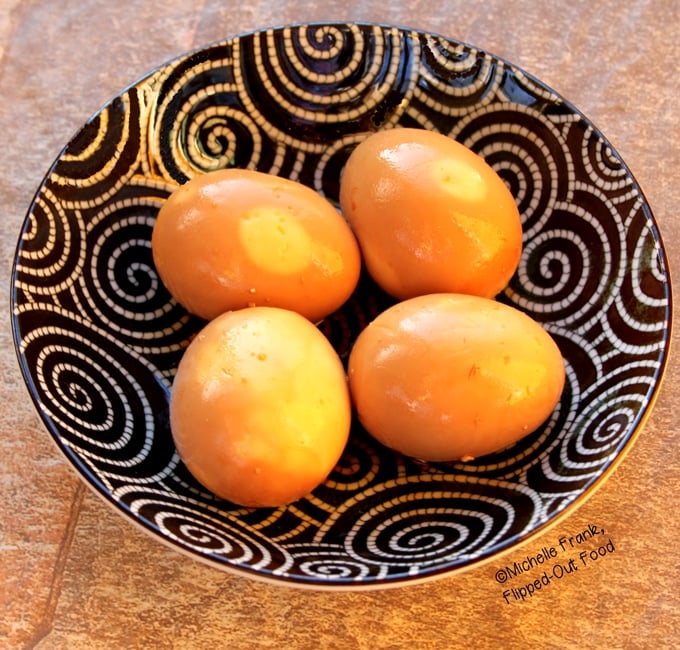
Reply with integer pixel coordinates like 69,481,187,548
414,36,500,114
290,546,383,581
149,47,265,181
14,188,86,298
47,90,146,208
312,476,544,574
121,491,287,571
237,24,420,154
17,316,173,479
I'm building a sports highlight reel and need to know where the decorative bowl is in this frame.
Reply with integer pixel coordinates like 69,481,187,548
11,22,671,589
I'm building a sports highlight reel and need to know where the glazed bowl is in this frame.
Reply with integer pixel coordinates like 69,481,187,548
11,22,671,589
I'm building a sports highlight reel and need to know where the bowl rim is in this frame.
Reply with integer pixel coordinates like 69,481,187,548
9,20,674,590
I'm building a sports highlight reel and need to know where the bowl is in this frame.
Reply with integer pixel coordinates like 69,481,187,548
11,22,672,589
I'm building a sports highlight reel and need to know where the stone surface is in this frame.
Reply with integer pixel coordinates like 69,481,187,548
1,0,678,647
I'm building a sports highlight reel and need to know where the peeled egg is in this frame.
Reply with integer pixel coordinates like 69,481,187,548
347,293,565,462
152,168,361,322
170,306,352,507
339,128,523,300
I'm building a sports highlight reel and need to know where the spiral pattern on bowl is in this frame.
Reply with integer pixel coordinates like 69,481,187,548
11,23,670,587
16,308,174,482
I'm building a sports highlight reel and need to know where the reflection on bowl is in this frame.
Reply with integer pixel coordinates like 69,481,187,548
11,22,671,589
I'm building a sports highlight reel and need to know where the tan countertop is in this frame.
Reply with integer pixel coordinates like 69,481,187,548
1,1,678,648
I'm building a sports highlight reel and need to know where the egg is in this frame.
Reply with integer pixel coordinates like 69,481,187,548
170,306,352,507
152,168,361,322
339,128,523,300
347,293,565,462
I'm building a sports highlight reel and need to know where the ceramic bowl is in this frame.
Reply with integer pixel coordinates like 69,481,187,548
11,22,671,589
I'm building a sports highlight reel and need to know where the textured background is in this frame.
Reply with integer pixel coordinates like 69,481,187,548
1,1,678,648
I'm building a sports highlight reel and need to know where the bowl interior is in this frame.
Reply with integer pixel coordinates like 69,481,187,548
11,22,671,588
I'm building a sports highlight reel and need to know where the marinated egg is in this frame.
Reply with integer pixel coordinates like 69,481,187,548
347,293,565,462
339,128,523,300
152,169,361,322
170,306,352,507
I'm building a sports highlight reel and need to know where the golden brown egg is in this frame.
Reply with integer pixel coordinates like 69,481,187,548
152,168,361,322
339,128,523,300
170,306,352,507
347,293,565,462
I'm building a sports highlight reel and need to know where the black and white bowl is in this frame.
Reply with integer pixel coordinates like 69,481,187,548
11,22,671,589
